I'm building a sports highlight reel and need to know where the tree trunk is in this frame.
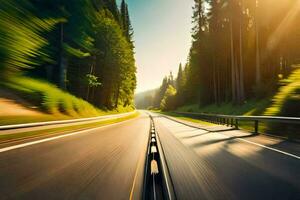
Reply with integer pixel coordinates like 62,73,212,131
86,60,95,101
213,56,217,104
255,2,261,85
114,84,120,108
217,66,221,105
235,55,241,104
239,1,245,103
230,20,236,103
59,23,66,89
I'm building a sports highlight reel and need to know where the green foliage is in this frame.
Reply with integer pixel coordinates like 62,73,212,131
160,85,177,111
93,10,136,108
0,0,59,72
3,76,100,117
134,89,156,109
0,0,136,111
265,66,300,117
176,98,271,116
151,0,300,116
86,74,101,87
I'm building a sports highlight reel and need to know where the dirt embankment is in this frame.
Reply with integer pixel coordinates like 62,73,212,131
0,89,42,117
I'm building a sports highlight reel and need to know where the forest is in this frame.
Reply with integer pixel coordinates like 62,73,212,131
141,0,300,117
0,0,136,112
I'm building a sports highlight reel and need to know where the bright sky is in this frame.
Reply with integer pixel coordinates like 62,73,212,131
118,0,194,93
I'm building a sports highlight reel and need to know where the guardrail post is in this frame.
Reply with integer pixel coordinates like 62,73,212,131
235,119,239,129
254,120,259,134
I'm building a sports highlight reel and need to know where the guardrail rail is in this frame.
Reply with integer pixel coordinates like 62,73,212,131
174,111,300,134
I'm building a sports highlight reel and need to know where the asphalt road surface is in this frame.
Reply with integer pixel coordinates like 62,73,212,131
0,112,299,200
153,113,300,200
0,113,150,200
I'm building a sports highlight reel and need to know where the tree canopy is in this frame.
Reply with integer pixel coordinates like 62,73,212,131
0,0,136,110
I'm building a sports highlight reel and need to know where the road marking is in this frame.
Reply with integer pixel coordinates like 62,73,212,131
129,143,145,200
151,146,157,153
151,160,159,174
236,138,300,160
156,132,173,200
0,119,136,153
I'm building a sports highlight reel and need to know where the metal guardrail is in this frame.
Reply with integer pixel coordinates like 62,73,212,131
0,111,136,130
174,111,300,134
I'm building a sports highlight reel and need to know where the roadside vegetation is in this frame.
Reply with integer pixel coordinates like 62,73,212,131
158,111,215,127
136,1,300,116
135,0,300,138
0,76,134,125
0,0,136,125
153,67,300,139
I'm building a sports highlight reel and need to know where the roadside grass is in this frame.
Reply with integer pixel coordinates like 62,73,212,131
176,98,271,116
265,66,300,117
156,111,215,126
2,76,101,116
0,112,139,142
0,115,70,126
0,76,134,125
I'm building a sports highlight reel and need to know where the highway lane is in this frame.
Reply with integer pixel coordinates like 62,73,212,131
153,114,300,200
0,113,149,200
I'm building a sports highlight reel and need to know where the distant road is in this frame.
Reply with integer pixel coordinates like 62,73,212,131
0,113,149,200
0,111,299,200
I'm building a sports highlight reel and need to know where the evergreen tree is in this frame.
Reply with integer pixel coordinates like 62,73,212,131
0,0,137,110
120,0,134,47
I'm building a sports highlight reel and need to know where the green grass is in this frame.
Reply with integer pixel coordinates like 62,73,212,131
0,115,69,126
0,76,134,125
157,111,215,126
176,98,271,116
3,76,101,116
0,112,139,142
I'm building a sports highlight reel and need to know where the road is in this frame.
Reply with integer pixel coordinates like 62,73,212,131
0,112,299,200
0,113,149,200
153,113,300,200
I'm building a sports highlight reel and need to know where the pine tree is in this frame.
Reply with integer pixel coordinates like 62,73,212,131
103,0,120,22
120,0,134,46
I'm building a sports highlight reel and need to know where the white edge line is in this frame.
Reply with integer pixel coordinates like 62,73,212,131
155,129,173,199
0,118,136,153
236,138,300,160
